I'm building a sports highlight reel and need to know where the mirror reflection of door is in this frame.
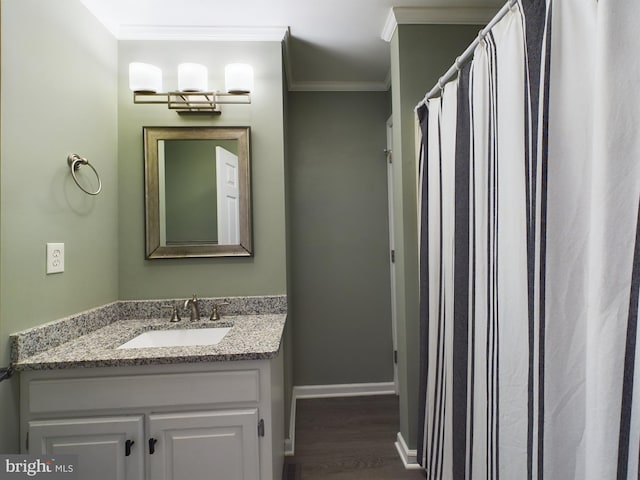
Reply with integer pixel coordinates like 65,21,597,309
159,139,239,246
215,147,240,245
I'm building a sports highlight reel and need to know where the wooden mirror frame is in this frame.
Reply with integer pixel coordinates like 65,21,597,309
143,126,252,259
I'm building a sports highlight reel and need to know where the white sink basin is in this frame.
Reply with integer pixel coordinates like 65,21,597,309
117,327,231,349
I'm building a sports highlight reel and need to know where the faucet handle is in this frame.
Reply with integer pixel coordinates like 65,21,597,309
171,305,182,322
161,304,181,322
209,302,230,321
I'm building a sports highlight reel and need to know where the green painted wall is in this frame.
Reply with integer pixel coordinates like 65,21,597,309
163,138,238,245
390,24,481,450
164,140,221,244
117,41,287,300
287,91,393,386
0,0,119,452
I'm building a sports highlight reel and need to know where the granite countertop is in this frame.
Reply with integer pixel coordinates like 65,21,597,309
10,296,287,371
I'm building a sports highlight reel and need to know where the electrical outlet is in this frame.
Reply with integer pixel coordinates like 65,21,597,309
46,243,65,274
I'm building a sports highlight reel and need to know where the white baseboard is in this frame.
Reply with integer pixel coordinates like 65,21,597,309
284,437,294,456
284,387,298,456
293,382,396,399
394,432,423,470
284,382,396,456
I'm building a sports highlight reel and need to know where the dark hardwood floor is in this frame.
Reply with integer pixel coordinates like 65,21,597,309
284,395,426,479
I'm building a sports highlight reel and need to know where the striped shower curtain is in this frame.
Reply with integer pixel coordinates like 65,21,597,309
416,0,640,479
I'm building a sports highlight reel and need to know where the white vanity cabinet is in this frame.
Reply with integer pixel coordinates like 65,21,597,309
147,409,259,480
28,415,144,480
20,356,283,480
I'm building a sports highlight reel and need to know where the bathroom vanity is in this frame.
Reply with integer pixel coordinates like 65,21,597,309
11,296,286,480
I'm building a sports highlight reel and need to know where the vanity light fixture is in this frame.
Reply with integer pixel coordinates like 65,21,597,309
178,63,209,92
129,62,253,115
129,62,162,93
225,63,254,94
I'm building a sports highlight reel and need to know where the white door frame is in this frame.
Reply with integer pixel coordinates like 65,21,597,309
386,116,399,395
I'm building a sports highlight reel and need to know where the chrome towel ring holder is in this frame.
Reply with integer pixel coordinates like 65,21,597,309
67,153,102,196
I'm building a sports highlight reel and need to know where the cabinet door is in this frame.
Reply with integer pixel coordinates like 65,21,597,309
148,409,260,480
29,415,144,480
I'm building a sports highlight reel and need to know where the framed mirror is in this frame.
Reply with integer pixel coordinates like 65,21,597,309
143,126,252,259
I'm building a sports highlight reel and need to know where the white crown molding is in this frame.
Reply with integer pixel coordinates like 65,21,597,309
381,9,400,43
381,6,498,42
117,25,289,42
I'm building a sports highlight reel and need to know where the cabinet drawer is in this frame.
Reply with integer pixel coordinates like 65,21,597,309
28,370,260,414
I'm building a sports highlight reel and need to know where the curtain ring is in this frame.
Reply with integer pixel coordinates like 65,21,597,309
454,56,463,72
67,154,102,196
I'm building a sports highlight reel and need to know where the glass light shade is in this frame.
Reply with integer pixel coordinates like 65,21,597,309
225,64,254,94
129,62,162,93
178,63,208,92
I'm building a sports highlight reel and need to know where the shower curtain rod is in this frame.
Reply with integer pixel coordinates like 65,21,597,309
415,0,517,110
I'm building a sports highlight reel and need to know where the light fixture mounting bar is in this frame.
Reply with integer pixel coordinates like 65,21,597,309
133,91,251,114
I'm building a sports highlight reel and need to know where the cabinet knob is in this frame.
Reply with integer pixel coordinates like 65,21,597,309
149,438,158,455
125,439,135,457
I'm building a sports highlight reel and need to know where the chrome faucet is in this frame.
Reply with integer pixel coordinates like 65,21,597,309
184,294,201,321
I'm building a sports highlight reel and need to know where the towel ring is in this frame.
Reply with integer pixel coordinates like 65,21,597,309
67,154,102,196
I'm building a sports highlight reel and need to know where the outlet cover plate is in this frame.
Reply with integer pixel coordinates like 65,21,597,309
46,243,65,274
